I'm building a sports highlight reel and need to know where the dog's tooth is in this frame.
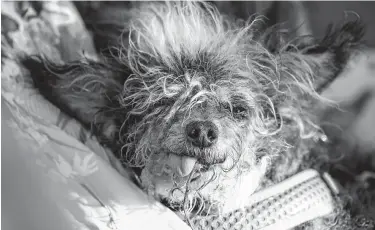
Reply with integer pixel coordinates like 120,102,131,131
179,156,197,177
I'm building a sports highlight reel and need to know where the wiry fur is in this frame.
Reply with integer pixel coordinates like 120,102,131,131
21,2,374,229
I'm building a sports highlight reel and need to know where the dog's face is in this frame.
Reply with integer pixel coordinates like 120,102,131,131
136,72,271,212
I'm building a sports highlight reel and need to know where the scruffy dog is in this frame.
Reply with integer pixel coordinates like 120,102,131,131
22,2,374,229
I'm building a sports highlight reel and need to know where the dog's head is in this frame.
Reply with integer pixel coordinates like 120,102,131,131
22,1,364,216
113,2,364,214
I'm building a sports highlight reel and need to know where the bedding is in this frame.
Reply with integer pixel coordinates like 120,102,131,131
1,2,189,230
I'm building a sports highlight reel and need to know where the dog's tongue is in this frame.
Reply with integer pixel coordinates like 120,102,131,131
179,156,197,176
169,155,197,177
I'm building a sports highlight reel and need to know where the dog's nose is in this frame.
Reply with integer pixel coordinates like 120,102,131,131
186,121,218,148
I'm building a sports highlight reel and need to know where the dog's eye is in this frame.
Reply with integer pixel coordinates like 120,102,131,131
232,105,248,120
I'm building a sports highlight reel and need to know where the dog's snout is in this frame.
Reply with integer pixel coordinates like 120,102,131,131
186,121,218,148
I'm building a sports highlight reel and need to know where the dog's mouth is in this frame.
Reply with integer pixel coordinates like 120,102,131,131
135,150,228,214
165,151,217,179
167,153,199,177
132,151,212,182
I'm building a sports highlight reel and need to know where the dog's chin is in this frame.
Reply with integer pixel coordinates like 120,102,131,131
140,155,270,214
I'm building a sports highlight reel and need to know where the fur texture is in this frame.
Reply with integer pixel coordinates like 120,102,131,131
21,2,374,229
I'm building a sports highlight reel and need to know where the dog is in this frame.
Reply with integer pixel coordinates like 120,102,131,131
21,2,374,229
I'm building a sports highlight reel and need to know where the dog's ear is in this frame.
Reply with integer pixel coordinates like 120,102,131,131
262,20,365,94
21,56,129,140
